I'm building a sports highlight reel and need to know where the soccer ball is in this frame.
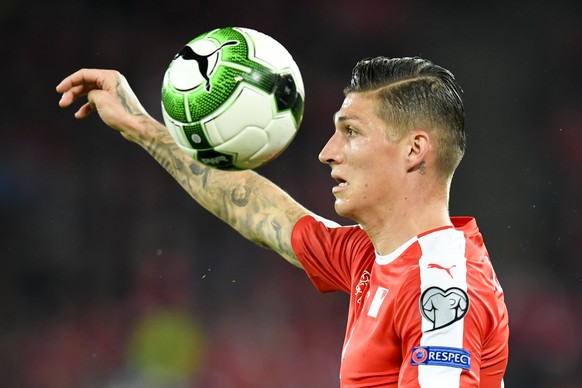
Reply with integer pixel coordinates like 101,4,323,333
161,27,305,170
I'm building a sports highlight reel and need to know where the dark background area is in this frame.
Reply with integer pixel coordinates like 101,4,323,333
1,0,580,386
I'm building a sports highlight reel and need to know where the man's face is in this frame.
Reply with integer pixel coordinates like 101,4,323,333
319,93,407,222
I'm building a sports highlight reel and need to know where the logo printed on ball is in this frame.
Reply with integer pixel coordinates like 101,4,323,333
173,40,239,92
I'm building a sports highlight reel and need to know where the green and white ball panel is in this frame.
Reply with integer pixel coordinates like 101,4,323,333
237,28,304,95
207,86,298,169
203,87,272,144
160,26,305,170
161,109,191,150
216,113,297,170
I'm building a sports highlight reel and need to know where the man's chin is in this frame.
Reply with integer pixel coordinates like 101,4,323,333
334,201,354,219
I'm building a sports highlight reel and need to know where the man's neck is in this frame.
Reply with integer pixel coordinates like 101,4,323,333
361,192,452,256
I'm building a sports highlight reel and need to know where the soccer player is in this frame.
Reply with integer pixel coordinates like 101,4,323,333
57,57,509,387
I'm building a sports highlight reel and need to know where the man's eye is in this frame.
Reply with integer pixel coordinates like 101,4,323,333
346,126,357,136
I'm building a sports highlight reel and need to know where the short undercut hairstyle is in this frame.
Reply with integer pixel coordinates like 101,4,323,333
344,56,466,179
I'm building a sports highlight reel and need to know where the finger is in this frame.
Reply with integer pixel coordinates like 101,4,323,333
56,68,100,92
57,72,96,108
56,69,89,93
58,83,92,108
56,69,109,106
75,88,108,118
74,101,96,119
58,68,118,92
59,90,77,108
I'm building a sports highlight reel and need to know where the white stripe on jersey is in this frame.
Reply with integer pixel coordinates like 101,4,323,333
417,227,468,388
376,236,418,265
308,213,343,228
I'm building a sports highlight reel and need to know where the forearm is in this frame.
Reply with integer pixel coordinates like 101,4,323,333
133,116,307,267
57,69,306,266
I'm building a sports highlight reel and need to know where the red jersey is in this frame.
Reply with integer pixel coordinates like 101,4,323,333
291,215,509,387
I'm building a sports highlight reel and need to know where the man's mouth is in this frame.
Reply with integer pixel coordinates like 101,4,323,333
332,175,348,193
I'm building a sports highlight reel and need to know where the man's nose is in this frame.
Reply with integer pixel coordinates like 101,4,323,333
318,132,342,165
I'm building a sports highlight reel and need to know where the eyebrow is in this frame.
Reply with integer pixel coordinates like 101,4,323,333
333,112,360,124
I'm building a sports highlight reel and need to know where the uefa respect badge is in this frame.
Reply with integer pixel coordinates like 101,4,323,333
411,346,471,370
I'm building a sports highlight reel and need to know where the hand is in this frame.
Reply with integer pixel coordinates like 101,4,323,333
56,69,153,142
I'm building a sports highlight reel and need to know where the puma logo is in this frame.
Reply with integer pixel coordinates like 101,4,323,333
427,263,456,278
174,40,239,91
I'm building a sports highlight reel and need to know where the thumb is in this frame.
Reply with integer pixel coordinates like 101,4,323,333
83,88,129,131
73,88,110,119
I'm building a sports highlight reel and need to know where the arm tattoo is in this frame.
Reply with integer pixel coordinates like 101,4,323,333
189,161,211,189
230,184,250,207
137,120,305,266
116,78,145,118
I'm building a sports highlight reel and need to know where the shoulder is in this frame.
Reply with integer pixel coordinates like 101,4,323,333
292,214,370,249
291,214,374,293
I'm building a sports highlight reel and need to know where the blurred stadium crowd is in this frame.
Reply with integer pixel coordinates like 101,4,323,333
1,0,580,387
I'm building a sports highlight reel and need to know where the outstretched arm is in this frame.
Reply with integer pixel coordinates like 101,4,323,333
57,69,309,267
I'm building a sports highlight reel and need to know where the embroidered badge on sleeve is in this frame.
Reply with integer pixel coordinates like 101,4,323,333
411,346,471,370
420,287,469,331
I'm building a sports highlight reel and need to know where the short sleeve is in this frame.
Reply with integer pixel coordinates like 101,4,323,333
291,215,373,294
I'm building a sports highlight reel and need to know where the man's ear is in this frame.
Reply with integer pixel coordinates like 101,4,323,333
406,130,431,173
